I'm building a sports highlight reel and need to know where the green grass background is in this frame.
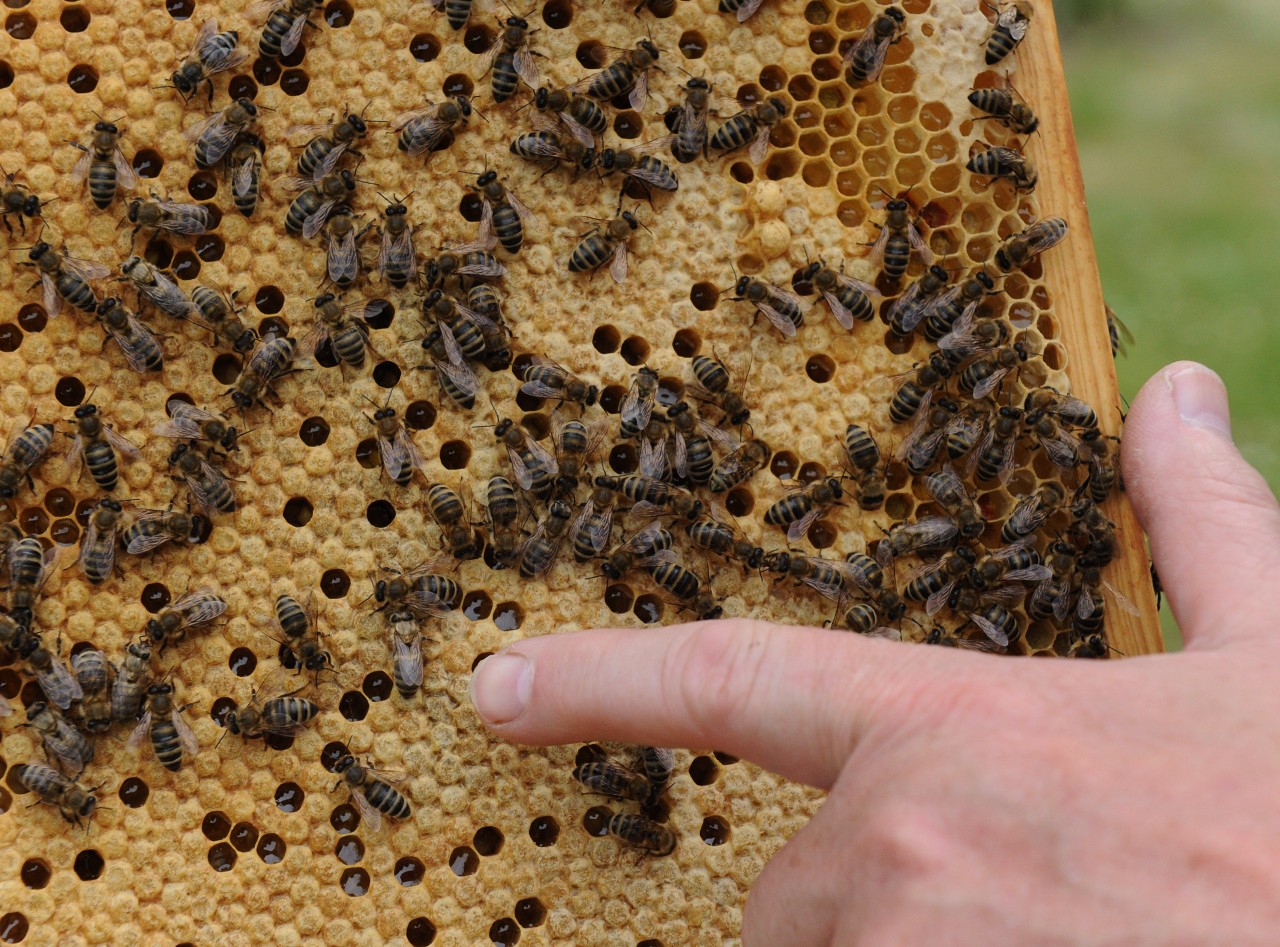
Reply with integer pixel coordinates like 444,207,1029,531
1055,0,1280,647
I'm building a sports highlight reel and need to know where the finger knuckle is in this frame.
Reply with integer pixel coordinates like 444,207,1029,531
856,801,952,882
667,619,775,745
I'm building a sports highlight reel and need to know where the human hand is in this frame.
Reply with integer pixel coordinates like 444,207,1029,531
470,361,1280,945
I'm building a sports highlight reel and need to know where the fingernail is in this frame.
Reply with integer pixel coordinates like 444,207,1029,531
1169,365,1232,440
469,652,532,725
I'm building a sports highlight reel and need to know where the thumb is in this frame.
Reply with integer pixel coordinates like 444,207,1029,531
468,618,958,789
1122,361,1280,648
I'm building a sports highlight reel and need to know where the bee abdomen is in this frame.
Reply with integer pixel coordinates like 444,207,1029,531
151,721,185,771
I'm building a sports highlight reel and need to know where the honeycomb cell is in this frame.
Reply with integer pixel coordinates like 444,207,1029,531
406,918,437,946
73,850,104,881
489,918,520,945
410,33,441,61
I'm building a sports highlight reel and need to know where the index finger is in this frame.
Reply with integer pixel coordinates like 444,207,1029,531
468,618,945,789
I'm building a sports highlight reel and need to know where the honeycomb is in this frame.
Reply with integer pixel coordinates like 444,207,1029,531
0,0,1160,943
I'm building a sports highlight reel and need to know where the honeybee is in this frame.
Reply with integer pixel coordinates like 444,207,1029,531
426,481,481,561
70,119,136,209
219,676,319,742
321,208,370,290
476,15,540,102
876,515,961,569
732,275,806,339
709,96,788,164
226,336,297,411
937,309,1011,364
1023,408,1082,471
185,97,259,169
797,259,877,329
842,423,885,510
120,509,206,558
485,476,522,570
709,437,770,494
555,416,607,493
719,0,765,22
638,746,675,805
376,193,419,287
887,264,950,336
94,298,164,374
68,403,139,493
111,640,152,722
902,546,977,616
922,465,985,540
665,77,711,164
281,168,358,238
969,405,1023,484
518,500,573,578
22,639,84,711
167,444,236,515
690,355,751,427
765,478,845,543
78,499,122,585
6,535,56,628
394,96,473,161
651,558,723,618
510,130,598,173
154,399,242,456
365,402,426,486
764,551,877,602
957,339,1033,400
130,681,198,771
1081,429,1122,504
569,209,643,283
252,0,323,59
23,241,108,318
617,367,659,439
994,216,1068,272
1,421,55,501
578,39,660,111
843,6,906,84
570,485,617,562
984,0,1032,65
923,622,1006,653
333,754,411,831
387,609,424,699
532,86,607,147
145,588,227,652
266,592,331,679
374,556,460,618
24,701,94,777
596,473,702,520
495,417,558,500
887,353,951,424
227,132,266,217
469,170,538,255
597,140,680,204
429,0,490,31
1,165,47,235
1023,388,1097,431
289,109,369,179
686,515,764,569
1001,481,1066,544
969,83,1039,136
967,145,1037,192
574,758,651,803
12,764,100,826
307,294,376,368
600,522,675,581
1027,541,1077,625
126,194,215,241
71,646,112,735
122,256,195,320
968,537,1051,593
418,326,480,412
424,247,507,287
870,197,933,280
609,813,677,856
518,356,599,408
897,397,962,474
668,402,727,485
921,270,995,343
1072,564,1140,640
1106,303,1133,359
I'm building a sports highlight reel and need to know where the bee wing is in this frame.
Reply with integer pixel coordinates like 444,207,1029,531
1007,14,1030,41
672,431,687,478
185,457,235,515
379,228,418,282
204,41,249,76
748,124,772,166
311,141,351,180
66,434,86,478
970,612,1010,648
867,221,893,268
434,357,479,407
183,110,228,143
558,111,597,148
912,515,961,549
456,256,506,279
820,289,855,331
1005,565,1052,583
72,145,93,182
906,223,934,263
925,580,961,617
628,68,649,112
172,706,200,756
378,427,427,480
106,312,164,374
699,421,741,455
638,436,667,480
40,273,61,318
996,435,1018,485
1005,497,1047,537
302,319,332,356
123,513,176,554
392,633,424,689
971,366,1013,401
232,153,258,195
279,11,309,57
1042,430,1081,470
504,189,540,229
391,102,438,131
169,400,219,424
620,382,654,435
145,274,196,318
756,299,797,338
524,433,559,478
278,174,321,193
63,255,112,282
103,425,142,459
514,47,541,88
609,240,629,284
39,659,83,710
888,284,926,332
129,710,153,747
396,113,455,157
736,0,765,19
473,40,504,80
347,787,384,833
327,229,360,285
247,0,289,21
174,592,229,626
302,199,340,239
79,516,117,578
113,148,138,191
1103,579,1141,617
154,202,214,235
894,402,934,461
624,159,678,192
520,378,567,400
842,30,878,68
286,121,337,141
786,506,824,545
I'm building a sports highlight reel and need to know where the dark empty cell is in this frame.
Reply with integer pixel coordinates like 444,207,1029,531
280,43,306,67
575,744,606,767
280,69,308,95
805,354,835,383
759,65,787,91
253,56,281,86
20,858,50,889
67,64,98,93
677,30,705,59
257,834,286,864
528,816,559,847
713,751,739,765
283,497,313,527
142,236,173,268
638,941,664,947
441,74,472,97
18,680,41,707
73,849,104,880
171,250,200,279
0,62,11,90
339,690,370,721
514,389,544,413
604,584,633,614
448,846,478,876
808,521,836,548
372,361,401,388
141,583,171,613
633,594,662,624
195,234,225,262
335,835,364,865
209,697,237,728
471,651,494,672
464,23,494,52
0,671,21,697
459,192,484,221
490,918,520,946
355,438,379,469
770,451,798,480
514,898,546,929
5,11,35,37
884,492,912,521
671,327,701,357
324,0,352,26
131,149,164,179
201,811,232,841
410,33,440,62
395,857,425,887
55,376,86,407
365,500,396,528
118,777,149,808
321,742,350,774
473,826,504,856
274,782,305,813
0,914,28,943
321,568,350,599
608,443,636,474
188,172,217,201
462,590,493,621
19,508,47,534
614,112,642,139
591,324,621,354
0,325,19,352
229,822,259,852
298,416,330,446
700,816,731,845
406,918,437,947
735,83,761,107
764,151,799,180
405,400,436,430
439,440,470,469
575,40,603,69
207,843,237,872
811,56,839,81
598,384,625,414
16,304,46,333
74,498,96,527
264,730,295,752
165,0,193,17
689,755,720,785
582,806,611,837
725,486,754,516
228,75,257,100
542,0,571,28
729,162,753,184
619,335,649,366
798,461,826,483
228,647,257,677
656,376,683,407
330,804,360,834
251,286,284,317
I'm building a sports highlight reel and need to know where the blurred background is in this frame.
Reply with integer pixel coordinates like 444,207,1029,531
1057,0,1280,646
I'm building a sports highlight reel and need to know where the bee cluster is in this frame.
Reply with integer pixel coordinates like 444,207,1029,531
0,0,1146,943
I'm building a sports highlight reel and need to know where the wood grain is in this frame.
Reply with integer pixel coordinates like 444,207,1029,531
1022,1,1164,655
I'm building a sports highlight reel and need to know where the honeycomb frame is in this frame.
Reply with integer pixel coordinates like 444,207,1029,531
1,0,1160,944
